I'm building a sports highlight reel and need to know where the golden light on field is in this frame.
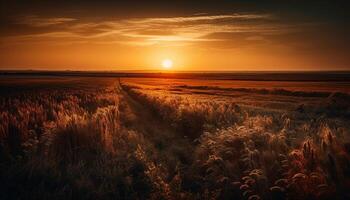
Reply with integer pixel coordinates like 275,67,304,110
162,59,173,69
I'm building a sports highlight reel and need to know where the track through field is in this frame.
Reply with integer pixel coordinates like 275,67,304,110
117,80,194,179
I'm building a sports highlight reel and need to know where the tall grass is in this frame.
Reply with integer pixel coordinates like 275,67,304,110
0,81,159,199
121,82,350,199
122,84,244,139
0,79,349,199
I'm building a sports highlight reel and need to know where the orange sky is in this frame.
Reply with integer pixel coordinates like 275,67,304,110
0,1,349,71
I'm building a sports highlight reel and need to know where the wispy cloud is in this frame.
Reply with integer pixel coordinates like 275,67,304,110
16,15,76,27
127,13,272,24
4,13,303,47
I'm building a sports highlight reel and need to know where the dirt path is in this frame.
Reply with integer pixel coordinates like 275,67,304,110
116,80,194,177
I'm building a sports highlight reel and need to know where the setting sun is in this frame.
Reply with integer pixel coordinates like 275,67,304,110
162,59,173,69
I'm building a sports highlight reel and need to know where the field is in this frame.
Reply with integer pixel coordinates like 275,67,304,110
0,74,350,199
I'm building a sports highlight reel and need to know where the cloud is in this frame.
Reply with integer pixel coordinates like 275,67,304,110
16,15,76,27
127,13,272,24
2,13,302,47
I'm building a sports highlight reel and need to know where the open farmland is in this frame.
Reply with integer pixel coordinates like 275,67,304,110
0,74,350,199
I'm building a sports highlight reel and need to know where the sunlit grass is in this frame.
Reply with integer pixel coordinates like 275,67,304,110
0,77,349,199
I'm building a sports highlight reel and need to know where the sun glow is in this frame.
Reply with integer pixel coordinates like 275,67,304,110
162,59,173,69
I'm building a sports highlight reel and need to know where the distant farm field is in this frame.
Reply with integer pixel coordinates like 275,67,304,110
123,77,350,92
0,75,349,199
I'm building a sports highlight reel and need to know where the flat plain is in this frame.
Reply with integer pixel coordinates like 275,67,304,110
0,74,349,199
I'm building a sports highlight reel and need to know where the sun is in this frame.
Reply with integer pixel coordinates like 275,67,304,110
162,59,173,69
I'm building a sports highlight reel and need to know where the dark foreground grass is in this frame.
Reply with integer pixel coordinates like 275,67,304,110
0,76,349,199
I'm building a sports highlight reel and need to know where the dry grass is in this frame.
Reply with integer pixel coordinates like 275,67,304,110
0,76,349,199
120,79,350,199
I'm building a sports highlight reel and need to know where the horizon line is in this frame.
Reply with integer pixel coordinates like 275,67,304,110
1,69,350,73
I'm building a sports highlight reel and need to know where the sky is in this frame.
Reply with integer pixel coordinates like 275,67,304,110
0,0,349,71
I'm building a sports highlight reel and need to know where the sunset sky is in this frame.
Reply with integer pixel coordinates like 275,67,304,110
0,1,349,71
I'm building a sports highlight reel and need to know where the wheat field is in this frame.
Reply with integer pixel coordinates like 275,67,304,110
0,75,349,199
